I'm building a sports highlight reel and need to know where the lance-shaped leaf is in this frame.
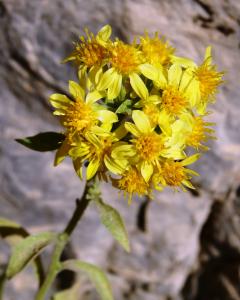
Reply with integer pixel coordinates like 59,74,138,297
0,217,45,285
16,132,65,152
62,260,113,300
6,231,57,279
95,199,130,252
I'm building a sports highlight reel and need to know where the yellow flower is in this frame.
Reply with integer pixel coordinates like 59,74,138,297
140,31,175,67
112,167,150,204
168,113,215,150
70,131,134,181
185,47,223,114
97,40,161,100
64,25,111,75
160,64,191,116
143,103,161,127
125,110,182,182
152,154,200,191
49,81,118,138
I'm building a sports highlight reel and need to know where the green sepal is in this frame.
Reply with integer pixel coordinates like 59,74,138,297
15,132,65,152
116,99,132,114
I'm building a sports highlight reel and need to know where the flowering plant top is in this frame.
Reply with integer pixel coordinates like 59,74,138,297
49,24,223,203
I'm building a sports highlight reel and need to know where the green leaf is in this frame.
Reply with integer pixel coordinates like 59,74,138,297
95,199,130,252
0,218,45,286
6,232,57,279
62,260,113,300
116,99,132,114
15,132,65,152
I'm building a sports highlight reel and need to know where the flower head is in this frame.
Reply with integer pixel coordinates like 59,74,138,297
64,25,111,73
185,47,224,114
140,32,175,67
50,81,117,140
112,167,150,204
48,24,223,202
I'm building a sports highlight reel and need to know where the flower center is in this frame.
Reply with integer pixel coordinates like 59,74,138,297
117,167,149,198
74,39,107,68
163,161,185,186
186,117,207,149
63,99,96,133
195,63,223,100
109,41,143,75
162,86,187,115
143,104,160,126
135,132,164,161
140,33,175,66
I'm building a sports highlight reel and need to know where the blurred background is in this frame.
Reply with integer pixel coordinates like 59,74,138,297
0,0,240,299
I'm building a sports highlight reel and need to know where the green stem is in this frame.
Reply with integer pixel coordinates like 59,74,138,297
34,179,93,300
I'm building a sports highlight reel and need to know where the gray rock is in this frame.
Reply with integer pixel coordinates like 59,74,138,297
0,0,240,299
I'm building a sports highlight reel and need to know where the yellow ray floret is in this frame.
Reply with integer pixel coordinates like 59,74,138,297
112,167,150,204
70,131,133,181
125,110,176,182
140,31,175,67
97,40,161,100
64,25,111,73
184,47,224,114
152,154,200,191
49,81,117,139
160,64,192,116
169,113,215,150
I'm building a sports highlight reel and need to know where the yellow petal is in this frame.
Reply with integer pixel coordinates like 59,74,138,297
204,46,212,64
125,122,141,137
186,79,201,107
141,161,153,182
97,68,115,91
85,133,102,148
139,64,159,81
89,126,110,137
111,144,135,159
86,90,105,104
170,55,197,68
73,158,83,180
132,110,151,134
179,68,193,92
154,67,167,89
107,73,122,100
129,73,148,100
114,124,128,140
54,138,71,166
69,145,89,159
49,94,71,109
104,155,124,175
158,110,172,136
182,180,195,189
96,24,112,46
97,110,118,123
168,64,182,87
87,158,100,180
180,153,200,166
69,81,85,100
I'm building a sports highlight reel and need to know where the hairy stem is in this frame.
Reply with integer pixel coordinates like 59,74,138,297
34,179,94,300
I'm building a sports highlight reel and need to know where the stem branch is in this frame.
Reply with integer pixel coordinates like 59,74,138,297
34,180,93,300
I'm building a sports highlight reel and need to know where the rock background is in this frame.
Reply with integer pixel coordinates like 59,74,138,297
0,0,240,299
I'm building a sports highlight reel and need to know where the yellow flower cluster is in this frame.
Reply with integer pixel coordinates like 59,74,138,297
50,25,223,202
